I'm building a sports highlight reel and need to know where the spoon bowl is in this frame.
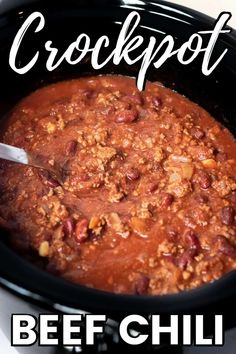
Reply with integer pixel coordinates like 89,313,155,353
0,142,63,185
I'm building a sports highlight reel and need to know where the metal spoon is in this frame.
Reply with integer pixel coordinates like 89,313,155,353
0,142,63,184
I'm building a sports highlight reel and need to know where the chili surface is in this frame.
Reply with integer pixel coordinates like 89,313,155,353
0,75,236,295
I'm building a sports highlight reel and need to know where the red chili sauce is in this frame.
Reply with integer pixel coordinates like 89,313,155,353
0,75,236,295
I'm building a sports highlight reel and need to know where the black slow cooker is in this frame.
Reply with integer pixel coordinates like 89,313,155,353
0,0,236,332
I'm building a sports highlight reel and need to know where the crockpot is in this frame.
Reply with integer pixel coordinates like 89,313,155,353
0,0,236,331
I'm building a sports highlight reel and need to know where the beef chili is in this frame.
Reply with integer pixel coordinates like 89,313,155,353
0,75,236,295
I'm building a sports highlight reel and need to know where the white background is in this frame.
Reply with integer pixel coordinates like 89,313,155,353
0,0,236,353
167,0,236,28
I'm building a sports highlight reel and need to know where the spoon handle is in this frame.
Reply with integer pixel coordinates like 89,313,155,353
0,143,29,165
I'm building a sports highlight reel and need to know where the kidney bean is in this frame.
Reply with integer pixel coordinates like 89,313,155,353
185,230,201,253
178,249,196,269
227,191,236,204
65,140,77,156
221,206,235,225
147,182,159,193
197,170,211,189
161,193,174,208
152,96,162,108
134,275,149,295
63,217,75,236
75,218,89,243
191,127,205,140
114,109,138,123
216,235,236,258
195,194,208,204
126,168,140,181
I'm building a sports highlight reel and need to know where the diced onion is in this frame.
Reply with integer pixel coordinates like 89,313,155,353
171,155,192,163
